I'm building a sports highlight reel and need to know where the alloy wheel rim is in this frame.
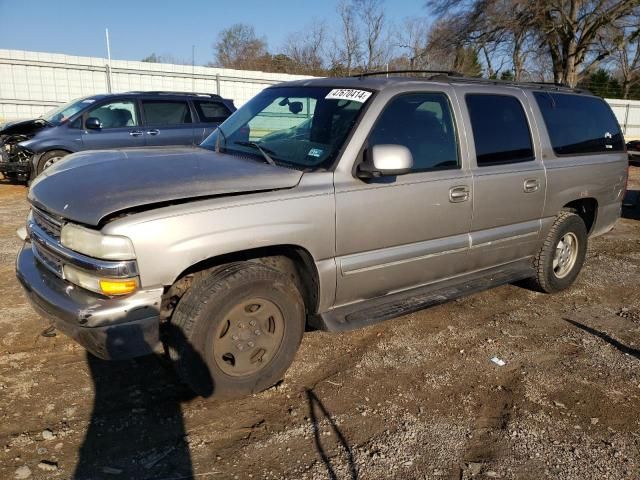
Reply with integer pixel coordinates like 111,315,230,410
43,156,63,170
213,297,285,377
553,232,578,279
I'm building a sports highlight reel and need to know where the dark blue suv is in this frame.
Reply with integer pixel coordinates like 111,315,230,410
0,91,235,181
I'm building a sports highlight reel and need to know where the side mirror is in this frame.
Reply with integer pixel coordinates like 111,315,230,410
85,117,102,130
288,101,303,114
357,144,414,178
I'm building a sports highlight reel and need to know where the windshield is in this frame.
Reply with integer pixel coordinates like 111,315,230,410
42,97,95,125
201,86,372,170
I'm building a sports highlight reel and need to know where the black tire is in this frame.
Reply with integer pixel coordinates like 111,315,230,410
167,262,305,399
36,150,69,175
530,212,588,293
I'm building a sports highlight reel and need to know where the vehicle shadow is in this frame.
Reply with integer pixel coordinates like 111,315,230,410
74,323,212,479
622,189,639,220
563,318,640,360
306,388,358,480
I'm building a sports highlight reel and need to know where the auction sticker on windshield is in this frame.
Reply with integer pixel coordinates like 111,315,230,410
325,89,372,103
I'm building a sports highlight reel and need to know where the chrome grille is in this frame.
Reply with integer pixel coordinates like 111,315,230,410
32,207,63,240
32,238,64,277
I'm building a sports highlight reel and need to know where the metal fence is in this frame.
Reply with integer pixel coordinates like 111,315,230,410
0,49,312,122
1,49,639,140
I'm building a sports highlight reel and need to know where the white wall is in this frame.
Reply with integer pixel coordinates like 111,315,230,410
607,98,640,140
0,49,313,122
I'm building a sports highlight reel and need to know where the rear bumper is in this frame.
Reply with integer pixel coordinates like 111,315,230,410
16,243,163,360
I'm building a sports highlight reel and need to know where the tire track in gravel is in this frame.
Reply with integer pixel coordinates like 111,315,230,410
462,365,522,474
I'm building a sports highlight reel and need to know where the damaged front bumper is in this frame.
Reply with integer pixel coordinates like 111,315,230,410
0,142,33,177
16,243,163,360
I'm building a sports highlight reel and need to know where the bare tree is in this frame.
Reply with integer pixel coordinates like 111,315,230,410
214,24,268,70
426,0,640,86
355,0,389,70
396,17,431,69
423,17,482,75
334,0,362,74
284,22,328,75
606,14,640,98
528,0,639,86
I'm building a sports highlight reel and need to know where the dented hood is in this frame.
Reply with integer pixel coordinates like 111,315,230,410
28,147,303,226
0,118,50,137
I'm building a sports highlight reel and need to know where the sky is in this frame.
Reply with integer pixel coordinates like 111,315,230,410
0,0,431,65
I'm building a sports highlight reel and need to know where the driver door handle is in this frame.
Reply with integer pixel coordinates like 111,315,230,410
449,186,470,203
129,130,143,137
524,178,540,193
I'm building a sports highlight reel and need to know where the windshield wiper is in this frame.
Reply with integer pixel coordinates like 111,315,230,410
234,141,277,166
214,126,227,153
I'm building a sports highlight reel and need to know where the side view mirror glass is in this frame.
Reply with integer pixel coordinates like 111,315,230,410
288,101,303,114
357,144,414,178
85,117,102,130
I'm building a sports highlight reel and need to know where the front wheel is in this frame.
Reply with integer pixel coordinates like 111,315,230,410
36,150,69,175
530,212,588,293
167,262,305,399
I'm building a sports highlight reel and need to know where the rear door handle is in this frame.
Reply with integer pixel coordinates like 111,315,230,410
449,186,470,203
146,129,160,136
129,130,143,137
524,179,540,193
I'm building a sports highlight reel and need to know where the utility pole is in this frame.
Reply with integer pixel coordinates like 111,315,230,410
105,28,113,93
192,45,195,92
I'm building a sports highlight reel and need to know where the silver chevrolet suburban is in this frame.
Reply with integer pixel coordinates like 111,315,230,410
16,73,628,399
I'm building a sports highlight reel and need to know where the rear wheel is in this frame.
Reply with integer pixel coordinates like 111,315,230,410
530,212,587,293
36,150,69,175
167,262,305,399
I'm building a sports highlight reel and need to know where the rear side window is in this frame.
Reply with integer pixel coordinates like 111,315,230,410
533,92,624,155
368,92,459,171
466,94,534,166
142,100,192,125
193,100,231,122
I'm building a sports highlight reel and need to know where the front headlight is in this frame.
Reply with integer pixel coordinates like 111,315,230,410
60,223,136,260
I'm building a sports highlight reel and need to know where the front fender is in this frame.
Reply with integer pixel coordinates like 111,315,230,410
102,174,337,308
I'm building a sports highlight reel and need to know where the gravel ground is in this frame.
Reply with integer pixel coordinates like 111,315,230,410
0,167,639,480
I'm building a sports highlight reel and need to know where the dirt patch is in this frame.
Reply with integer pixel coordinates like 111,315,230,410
0,169,639,479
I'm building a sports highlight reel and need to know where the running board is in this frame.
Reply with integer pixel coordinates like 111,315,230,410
317,260,534,332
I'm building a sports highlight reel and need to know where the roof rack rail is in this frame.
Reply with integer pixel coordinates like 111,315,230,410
349,69,588,93
125,91,223,98
433,74,582,91
351,69,462,78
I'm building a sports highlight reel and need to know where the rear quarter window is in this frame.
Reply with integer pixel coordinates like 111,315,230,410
533,92,624,155
193,100,231,123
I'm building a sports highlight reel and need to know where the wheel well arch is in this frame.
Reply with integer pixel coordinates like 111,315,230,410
162,245,321,321
562,197,598,234
33,148,73,172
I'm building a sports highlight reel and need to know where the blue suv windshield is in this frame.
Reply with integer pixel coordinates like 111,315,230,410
200,86,372,170
42,97,95,125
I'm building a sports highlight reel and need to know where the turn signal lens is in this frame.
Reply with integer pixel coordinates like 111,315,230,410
63,264,139,296
99,278,139,296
